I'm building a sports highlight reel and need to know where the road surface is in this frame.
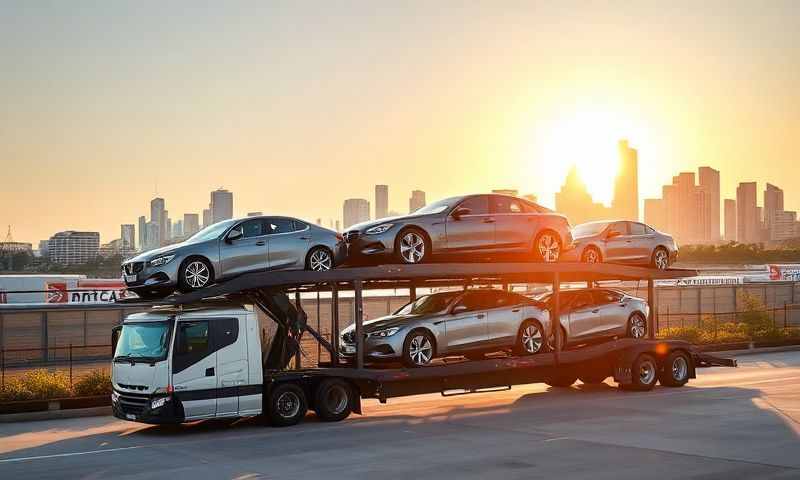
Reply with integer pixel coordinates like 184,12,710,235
1,350,798,479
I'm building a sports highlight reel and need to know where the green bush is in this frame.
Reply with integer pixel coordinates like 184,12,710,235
0,369,72,402
73,370,112,397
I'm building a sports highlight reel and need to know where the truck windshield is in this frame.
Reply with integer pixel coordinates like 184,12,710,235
395,292,459,315
114,321,172,362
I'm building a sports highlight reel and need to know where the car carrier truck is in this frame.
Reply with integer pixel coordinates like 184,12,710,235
111,262,736,427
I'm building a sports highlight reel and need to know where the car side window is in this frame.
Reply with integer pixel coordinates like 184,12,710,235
645,225,655,234
173,321,211,373
455,196,489,216
234,219,264,238
490,195,523,214
629,222,646,235
570,292,594,310
292,220,308,232
266,218,295,234
593,290,622,305
607,222,628,236
455,292,492,312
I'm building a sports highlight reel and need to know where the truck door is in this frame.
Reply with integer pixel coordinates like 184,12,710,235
172,320,217,419
212,317,247,417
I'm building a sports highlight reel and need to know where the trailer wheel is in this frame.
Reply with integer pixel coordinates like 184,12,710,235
659,351,691,387
621,354,659,391
314,378,353,422
267,383,307,427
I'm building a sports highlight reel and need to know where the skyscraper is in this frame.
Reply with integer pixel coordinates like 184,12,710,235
724,199,737,242
736,182,758,243
145,222,159,250
343,198,370,229
121,224,135,251
202,208,211,229
409,190,426,213
138,215,146,251
375,185,388,219
173,220,183,239
183,213,200,237
698,167,720,242
48,231,100,265
210,189,233,223
555,166,612,225
612,140,639,221
643,198,666,232
150,197,165,246
646,170,709,244
163,212,171,243
763,183,784,237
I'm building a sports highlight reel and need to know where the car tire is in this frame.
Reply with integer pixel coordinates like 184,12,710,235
178,257,214,292
627,312,647,339
395,228,429,264
621,354,659,391
534,230,561,263
306,246,334,271
651,247,669,270
402,329,435,367
313,378,353,422
659,351,691,387
546,326,568,352
268,383,308,427
514,319,546,355
581,246,602,264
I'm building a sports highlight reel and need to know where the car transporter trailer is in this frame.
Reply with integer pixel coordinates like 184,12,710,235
120,262,737,426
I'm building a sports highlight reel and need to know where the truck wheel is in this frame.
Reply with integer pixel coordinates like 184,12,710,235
659,351,691,387
621,354,659,391
268,383,307,427
545,372,577,388
314,378,353,422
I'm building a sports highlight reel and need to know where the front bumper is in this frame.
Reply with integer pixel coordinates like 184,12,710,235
339,334,404,361
121,260,180,290
341,230,396,265
112,388,184,424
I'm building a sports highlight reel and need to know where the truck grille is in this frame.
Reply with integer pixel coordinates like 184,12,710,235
116,390,149,416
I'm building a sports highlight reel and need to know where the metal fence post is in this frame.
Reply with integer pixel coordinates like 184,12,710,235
785,302,789,330
552,272,561,366
41,311,48,362
354,280,364,370
647,279,656,339
1,348,4,389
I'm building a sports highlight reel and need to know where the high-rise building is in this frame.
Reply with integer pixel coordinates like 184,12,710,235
183,213,200,237
173,220,183,239
771,210,797,241
763,183,784,237
555,166,612,225
736,182,759,243
164,212,171,243
612,140,639,221
247,211,263,217
145,222,159,251
646,170,710,244
343,198,370,229
724,199,737,242
211,189,233,223
137,216,146,251
121,224,135,251
698,167,720,242
48,231,100,265
643,198,666,232
150,197,166,246
375,185,389,219
409,190,426,213
202,208,211,229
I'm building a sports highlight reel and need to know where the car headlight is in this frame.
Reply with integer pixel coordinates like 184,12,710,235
151,397,169,410
365,224,394,235
367,327,400,338
149,254,175,267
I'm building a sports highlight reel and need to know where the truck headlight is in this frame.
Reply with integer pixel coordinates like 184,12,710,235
367,327,400,338
149,254,175,267
151,397,169,410
365,224,394,235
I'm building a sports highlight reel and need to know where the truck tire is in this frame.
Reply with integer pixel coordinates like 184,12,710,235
267,383,307,427
659,351,691,387
314,378,353,422
621,353,659,391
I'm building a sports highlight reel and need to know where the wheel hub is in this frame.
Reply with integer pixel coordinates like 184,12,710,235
400,233,425,263
538,234,560,262
409,335,432,365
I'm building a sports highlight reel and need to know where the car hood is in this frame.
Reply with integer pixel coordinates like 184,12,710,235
343,313,426,333
126,242,191,262
348,213,434,232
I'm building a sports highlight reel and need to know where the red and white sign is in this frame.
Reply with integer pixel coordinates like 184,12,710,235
45,279,128,304
769,264,800,281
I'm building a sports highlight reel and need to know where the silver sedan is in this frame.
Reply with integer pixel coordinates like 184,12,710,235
122,216,343,298
564,220,678,269
340,289,551,367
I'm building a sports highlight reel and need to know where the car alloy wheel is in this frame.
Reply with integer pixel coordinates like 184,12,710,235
400,232,425,264
308,248,333,271
583,248,600,263
521,324,543,353
629,314,647,339
184,261,210,289
537,233,560,263
408,334,433,365
654,249,669,270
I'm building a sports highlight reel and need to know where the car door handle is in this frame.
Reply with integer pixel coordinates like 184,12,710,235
255,241,266,246
299,236,311,240
476,314,486,319
205,367,215,377
591,309,599,314
512,309,520,312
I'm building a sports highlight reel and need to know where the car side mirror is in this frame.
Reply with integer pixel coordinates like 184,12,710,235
226,229,243,243
451,304,468,314
452,207,471,220
606,230,621,240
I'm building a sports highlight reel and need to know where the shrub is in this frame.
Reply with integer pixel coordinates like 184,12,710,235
0,369,71,402
73,370,112,397
658,326,703,343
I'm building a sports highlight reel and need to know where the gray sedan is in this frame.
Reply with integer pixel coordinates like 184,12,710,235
122,216,343,298
564,220,678,269
342,194,573,265
340,289,551,367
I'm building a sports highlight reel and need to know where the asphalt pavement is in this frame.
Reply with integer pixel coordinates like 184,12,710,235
1,350,798,479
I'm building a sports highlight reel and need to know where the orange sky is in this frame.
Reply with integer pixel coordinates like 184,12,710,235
1,2,799,245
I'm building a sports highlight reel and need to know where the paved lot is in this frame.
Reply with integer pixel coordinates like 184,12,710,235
0,351,798,479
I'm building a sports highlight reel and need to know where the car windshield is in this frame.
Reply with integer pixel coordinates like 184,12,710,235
395,292,459,315
572,221,609,238
114,321,172,361
185,219,237,243
413,197,456,215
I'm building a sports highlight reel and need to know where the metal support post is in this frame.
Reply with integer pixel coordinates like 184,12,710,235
331,284,339,366
648,279,656,339
41,312,48,362
354,280,365,370
409,282,417,302
552,272,561,366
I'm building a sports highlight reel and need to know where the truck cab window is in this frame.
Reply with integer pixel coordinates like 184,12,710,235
173,321,211,373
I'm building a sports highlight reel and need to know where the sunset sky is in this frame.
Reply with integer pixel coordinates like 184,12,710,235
2,1,799,245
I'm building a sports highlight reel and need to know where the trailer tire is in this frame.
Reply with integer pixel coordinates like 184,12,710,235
267,383,307,427
659,351,691,387
314,378,353,422
621,353,659,391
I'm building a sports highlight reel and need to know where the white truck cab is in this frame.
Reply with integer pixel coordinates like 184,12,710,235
112,304,267,423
